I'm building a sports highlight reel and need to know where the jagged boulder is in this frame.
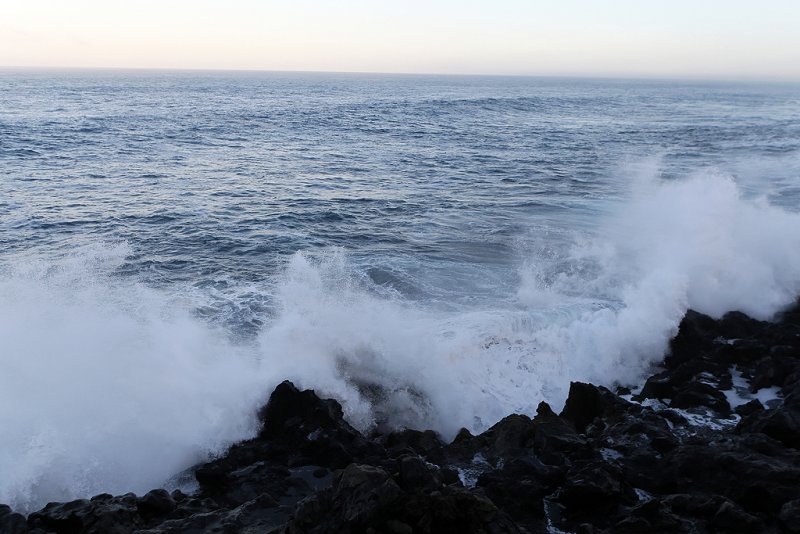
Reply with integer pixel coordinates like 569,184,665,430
667,310,720,367
0,505,27,534
559,382,635,433
257,380,384,468
379,429,445,460
736,406,800,449
194,380,381,506
780,499,800,532
549,461,638,528
27,494,142,534
442,413,538,465
281,463,521,534
660,435,800,514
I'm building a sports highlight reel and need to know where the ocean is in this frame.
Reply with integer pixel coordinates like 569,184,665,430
1,69,799,510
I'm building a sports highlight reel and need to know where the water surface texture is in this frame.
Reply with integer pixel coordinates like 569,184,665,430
2,71,800,510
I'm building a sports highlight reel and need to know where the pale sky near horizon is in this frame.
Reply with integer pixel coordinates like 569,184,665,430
1,0,799,81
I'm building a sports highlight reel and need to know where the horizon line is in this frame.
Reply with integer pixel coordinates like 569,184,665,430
2,64,799,85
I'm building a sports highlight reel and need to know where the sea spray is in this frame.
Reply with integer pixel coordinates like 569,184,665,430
2,169,799,512
255,167,800,440
0,244,265,511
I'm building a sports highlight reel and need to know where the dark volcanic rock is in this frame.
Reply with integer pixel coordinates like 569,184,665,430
711,499,765,532
27,494,142,534
256,380,384,468
380,428,445,460
551,461,638,527
718,311,768,340
396,454,440,492
780,499,800,532
735,398,764,417
0,505,27,534
560,382,634,432
661,436,800,514
476,464,553,532
736,405,800,448
670,380,731,414
667,309,720,367
259,381,345,438
136,490,176,519
195,459,292,507
193,380,383,509
281,463,521,534
533,401,590,458
614,498,695,533
442,413,538,465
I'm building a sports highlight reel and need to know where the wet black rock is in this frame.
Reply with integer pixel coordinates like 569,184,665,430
666,309,721,367
379,428,445,459
735,398,764,417
560,382,634,432
718,311,768,340
670,380,731,414
736,405,800,448
780,499,800,533
136,490,176,519
441,413,538,465
551,461,638,526
0,505,27,534
660,436,800,514
256,380,384,468
281,463,521,534
27,495,143,534
711,499,765,532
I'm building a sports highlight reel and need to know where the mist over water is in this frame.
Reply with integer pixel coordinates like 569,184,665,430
1,71,799,511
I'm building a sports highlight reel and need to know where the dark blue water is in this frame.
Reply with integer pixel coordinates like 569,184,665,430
1,70,799,510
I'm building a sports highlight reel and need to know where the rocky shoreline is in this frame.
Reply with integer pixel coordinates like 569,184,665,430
2,301,799,533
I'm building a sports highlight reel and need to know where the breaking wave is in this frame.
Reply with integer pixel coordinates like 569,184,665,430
1,167,799,511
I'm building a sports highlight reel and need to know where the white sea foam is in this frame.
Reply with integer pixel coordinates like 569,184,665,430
0,244,267,511
723,367,784,409
2,166,800,512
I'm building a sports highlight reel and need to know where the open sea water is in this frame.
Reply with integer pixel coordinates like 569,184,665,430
1,70,800,510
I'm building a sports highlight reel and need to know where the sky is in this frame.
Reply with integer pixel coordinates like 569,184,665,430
1,0,799,81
